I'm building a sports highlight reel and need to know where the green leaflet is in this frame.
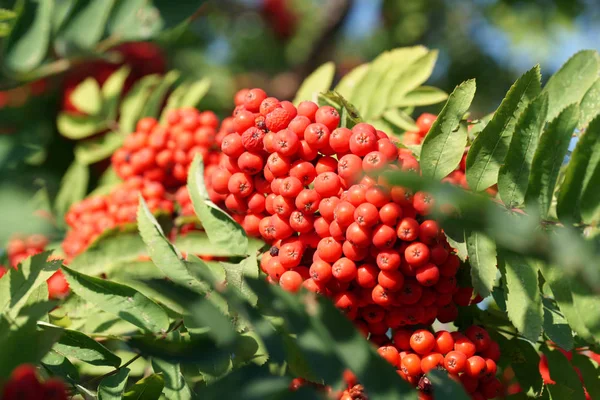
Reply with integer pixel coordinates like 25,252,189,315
466,65,542,191
499,251,543,342
526,104,579,218
557,114,600,222
293,62,335,105
542,50,600,121
497,93,548,208
61,266,170,334
465,230,498,298
420,80,476,180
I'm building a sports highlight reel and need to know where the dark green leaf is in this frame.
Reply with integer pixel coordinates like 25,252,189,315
127,333,227,365
0,319,62,379
497,93,548,208
579,154,600,224
152,0,204,30
56,0,116,49
0,8,17,21
392,86,448,108
570,353,600,400
466,230,498,298
174,231,241,257
428,369,469,400
0,252,60,319
98,367,130,400
41,350,80,382
539,263,599,344
421,80,476,180
467,65,542,191
526,104,579,217
57,113,108,139
542,50,600,121
40,323,121,367
542,346,586,400
293,62,335,105
54,160,88,219
137,197,206,291
220,256,258,306
123,373,165,400
69,230,147,276
579,77,600,130
75,131,124,165
542,297,573,351
506,338,543,396
108,0,161,40
152,357,193,400
119,74,161,134
140,70,180,119
3,0,52,72
557,114,600,222
187,155,248,256
61,266,170,334
499,251,543,342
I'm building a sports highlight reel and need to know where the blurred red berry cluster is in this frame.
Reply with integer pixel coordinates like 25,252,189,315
2,364,67,400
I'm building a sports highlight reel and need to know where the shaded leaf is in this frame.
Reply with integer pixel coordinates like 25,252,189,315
542,346,586,400
506,338,543,396
294,62,335,105
220,255,259,306
107,0,161,40
187,155,248,256
466,230,498,298
152,357,193,400
467,65,542,191
98,367,130,400
56,0,116,49
570,353,600,400
0,252,60,319
75,131,124,165
3,0,52,72
499,251,543,342
542,50,600,121
526,104,579,217
123,373,164,400
174,231,242,257
557,114,600,222
119,74,161,134
54,160,88,219
140,70,180,119
542,297,573,351
41,323,121,367
497,93,548,208
41,350,80,382
428,369,469,400
62,266,170,334
421,80,476,180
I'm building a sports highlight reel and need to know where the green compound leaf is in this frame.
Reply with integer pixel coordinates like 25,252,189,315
542,50,600,121
420,79,476,180
61,266,169,334
466,65,542,191
3,0,53,72
525,104,579,217
293,62,335,105
497,93,548,208
98,367,130,400
542,297,574,351
187,155,248,256
56,0,116,49
123,373,164,400
557,114,600,222
465,230,498,298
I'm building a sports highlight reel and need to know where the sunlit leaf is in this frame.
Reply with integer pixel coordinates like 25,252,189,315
294,62,335,105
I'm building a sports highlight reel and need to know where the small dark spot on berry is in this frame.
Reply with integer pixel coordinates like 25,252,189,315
270,246,279,256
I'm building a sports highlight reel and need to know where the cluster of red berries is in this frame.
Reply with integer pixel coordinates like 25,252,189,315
3,235,68,299
261,0,298,39
402,113,436,146
289,370,367,400
380,326,501,400
2,364,67,400
112,109,221,190
217,88,481,327
62,177,174,260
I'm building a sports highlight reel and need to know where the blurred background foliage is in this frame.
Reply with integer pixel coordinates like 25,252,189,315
0,0,599,245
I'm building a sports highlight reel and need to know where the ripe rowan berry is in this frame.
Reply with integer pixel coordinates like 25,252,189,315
410,329,435,355
421,353,444,373
401,354,422,376
405,242,430,267
444,350,468,373
378,345,400,367
279,270,303,292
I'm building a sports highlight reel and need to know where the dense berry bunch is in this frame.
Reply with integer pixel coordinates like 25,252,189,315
112,109,221,189
5,235,68,299
387,326,502,400
2,364,68,400
62,178,174,259
402,113,437,146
